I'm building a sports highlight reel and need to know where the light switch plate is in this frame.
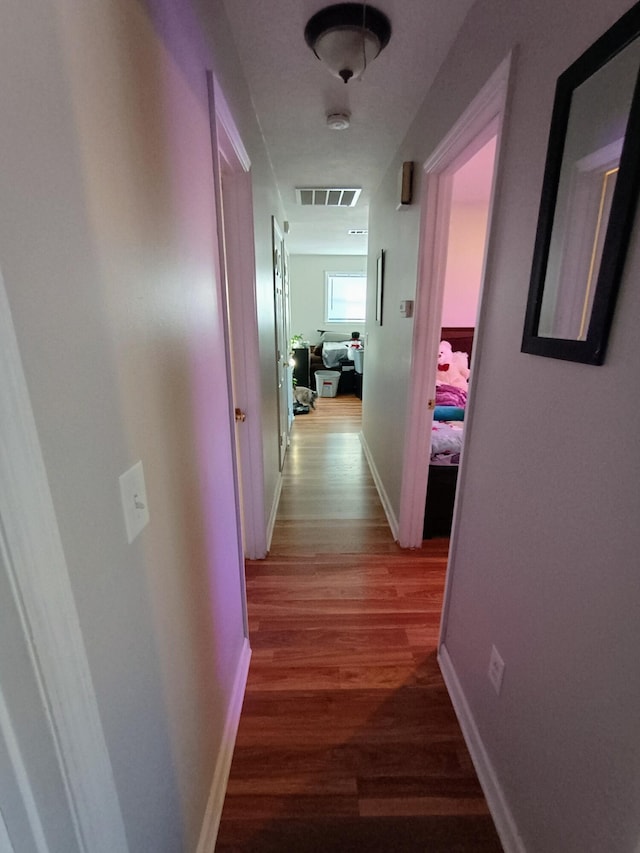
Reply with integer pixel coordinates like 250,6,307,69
119,460,150,544
400,299,414,318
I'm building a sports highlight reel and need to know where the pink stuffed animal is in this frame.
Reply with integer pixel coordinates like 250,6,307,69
436,340,470,389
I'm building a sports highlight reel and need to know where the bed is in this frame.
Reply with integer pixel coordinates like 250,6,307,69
423,327,473,539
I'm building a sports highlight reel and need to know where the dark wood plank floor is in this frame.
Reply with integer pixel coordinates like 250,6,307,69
217,394,502,852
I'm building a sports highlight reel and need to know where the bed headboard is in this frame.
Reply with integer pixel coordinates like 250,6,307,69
441,327,474,359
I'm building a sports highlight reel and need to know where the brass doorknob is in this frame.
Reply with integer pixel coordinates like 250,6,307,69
235,408,247,423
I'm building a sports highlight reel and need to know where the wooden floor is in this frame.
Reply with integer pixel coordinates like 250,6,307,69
217,395,502,852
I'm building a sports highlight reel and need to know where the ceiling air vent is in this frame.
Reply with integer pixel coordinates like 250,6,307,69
295,187,362,207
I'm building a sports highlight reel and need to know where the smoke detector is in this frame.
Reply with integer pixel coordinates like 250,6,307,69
326,111,350,130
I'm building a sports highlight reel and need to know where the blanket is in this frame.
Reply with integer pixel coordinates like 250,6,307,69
435,383,467,408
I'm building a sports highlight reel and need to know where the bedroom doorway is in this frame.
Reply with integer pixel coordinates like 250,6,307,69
422,134,497,536
397,55,511,548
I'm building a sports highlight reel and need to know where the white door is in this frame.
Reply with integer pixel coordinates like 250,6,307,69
208,72,268,560
282,246,293,430
272,217,290,470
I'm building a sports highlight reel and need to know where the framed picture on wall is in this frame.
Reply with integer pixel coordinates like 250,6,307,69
376,250,385,325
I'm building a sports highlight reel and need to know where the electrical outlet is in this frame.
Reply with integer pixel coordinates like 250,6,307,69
488,645,505,695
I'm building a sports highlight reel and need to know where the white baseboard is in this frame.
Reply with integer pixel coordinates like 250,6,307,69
359,431,399,540
265,472,283,552
438,643,525,853
196,638,251,853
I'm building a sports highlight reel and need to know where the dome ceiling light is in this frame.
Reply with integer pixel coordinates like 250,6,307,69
304,3,392,84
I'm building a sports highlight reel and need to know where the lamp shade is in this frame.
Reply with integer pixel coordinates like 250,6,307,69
304,4,391,84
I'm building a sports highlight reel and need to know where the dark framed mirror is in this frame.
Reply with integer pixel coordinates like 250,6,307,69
522,2,640,363
376,249,385,325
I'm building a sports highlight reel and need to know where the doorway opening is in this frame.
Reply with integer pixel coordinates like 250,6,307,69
420,134,498,538
288,253,368,406
398,55,511,550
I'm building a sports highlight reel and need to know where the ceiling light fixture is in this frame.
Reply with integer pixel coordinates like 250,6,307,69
326,111,351,130
304,3,392,84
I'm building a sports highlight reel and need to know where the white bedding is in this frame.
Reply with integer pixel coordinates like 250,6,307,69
322,341,351,368
431,421,464,465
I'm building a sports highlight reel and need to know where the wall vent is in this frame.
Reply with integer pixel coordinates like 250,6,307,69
295,187,362,207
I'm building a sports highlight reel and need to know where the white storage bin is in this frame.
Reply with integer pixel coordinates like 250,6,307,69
351,349,364,374
315,370,340,397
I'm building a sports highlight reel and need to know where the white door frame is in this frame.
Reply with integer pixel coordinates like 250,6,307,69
0,270,128,853
0,679,50,852
397,54,513,549
207,72,267,562
0,808,15,853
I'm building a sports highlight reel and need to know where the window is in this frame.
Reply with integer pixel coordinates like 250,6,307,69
325,272,367,323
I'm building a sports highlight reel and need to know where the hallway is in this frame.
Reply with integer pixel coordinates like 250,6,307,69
270,395,397,555
217,395,502,851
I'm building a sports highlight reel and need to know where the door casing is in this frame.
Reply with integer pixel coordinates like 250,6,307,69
398,54,513,555
0,268,128,853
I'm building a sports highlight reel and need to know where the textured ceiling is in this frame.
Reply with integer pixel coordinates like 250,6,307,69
223,0,476,254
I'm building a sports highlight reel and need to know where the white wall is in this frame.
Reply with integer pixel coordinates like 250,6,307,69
442,136,496,327
365,1,640,850
441,204,489,327
289,254,367,344
0,0,283,849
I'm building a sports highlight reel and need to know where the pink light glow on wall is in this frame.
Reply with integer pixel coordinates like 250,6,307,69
441,136,497,327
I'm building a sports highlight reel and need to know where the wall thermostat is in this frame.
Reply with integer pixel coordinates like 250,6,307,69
399,300,414,318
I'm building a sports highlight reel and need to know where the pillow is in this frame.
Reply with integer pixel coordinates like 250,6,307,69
433,405,464,421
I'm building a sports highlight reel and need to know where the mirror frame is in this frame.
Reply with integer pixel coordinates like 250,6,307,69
376,249,385,325
522,2,640,364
